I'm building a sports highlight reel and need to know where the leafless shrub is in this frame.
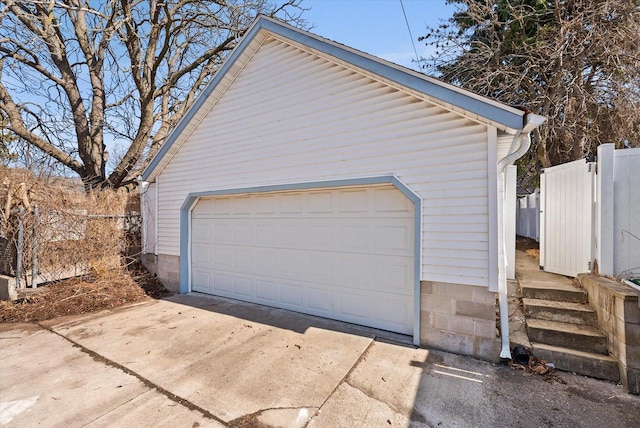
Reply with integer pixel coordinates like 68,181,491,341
1,165,139,284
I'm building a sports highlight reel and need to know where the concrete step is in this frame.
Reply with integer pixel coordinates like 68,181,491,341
531,342,620,382
523,298,598,326
526,318,608,354
520,280,587,303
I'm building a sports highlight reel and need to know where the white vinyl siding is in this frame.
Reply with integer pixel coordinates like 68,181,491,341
156,36,491,287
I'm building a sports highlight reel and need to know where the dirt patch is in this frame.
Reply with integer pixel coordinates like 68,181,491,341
516,235,540,261
0,264,170,323
510,355,566,385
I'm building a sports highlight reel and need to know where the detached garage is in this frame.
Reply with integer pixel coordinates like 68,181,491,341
141,16,545,361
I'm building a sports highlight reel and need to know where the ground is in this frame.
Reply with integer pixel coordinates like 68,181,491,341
2,295,640,427
516,235,540,261
2,244,640,426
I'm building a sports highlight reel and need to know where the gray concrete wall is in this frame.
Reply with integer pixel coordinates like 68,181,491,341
156,254,180,293
580,274,640,394
141,253,158,276
420,281,500,362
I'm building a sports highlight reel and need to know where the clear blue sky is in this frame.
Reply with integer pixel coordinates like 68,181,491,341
301,0,457,70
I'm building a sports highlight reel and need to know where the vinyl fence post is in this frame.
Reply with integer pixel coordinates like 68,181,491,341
539,173,546,269
596,144,615,276
16,207,24,289
32,205,39,289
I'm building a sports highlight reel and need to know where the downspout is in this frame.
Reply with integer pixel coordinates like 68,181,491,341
496,113,546,359
138,177,148,254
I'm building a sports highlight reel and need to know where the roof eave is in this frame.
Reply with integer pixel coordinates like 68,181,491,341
142,15,531,182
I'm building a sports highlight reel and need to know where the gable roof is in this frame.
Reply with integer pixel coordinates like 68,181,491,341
142,16,529,182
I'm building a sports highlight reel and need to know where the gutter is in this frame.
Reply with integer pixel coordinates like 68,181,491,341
622,279,640,294
496,113,546,359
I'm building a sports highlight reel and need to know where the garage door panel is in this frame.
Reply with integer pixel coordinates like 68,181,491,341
255,279,277,302
281,193,304,213
374,260,412,290
213,247,232,267
194,246,413,292
212,273,231,293
338,188,369,213
282,223,304,246
308,191,333,213
369,294,413,329
338,255,372,286
192,244,210,264
255,194,277,213
375,187,412,213
256,223,278,244
193,269,212,292
191,185,414,335
232,276,253,297
234,222,253,243
280,282,303,307
375,224,411,252
308,254,333,281
279,251,304,276
308,287,333,313
339,224,371,251
232,248,253,270
308,223,334,248
233,196,252,215
255,249,277,273
192,222,209,240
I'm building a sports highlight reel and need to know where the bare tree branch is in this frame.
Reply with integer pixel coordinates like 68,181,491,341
0,0,307,189
420,0,640,186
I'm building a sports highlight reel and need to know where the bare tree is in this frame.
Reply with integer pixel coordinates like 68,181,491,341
0,0,306,189
420,0,640,184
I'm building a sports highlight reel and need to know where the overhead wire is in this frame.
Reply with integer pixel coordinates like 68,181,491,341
399,0,423,71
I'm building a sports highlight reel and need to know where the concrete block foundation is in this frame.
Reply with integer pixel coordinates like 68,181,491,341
421,281,500,362
155,254,180,293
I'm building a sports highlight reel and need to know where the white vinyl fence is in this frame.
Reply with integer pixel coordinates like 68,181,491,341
539,159,596,277
516,190,540,241
606,147,640,279
529,144,640,278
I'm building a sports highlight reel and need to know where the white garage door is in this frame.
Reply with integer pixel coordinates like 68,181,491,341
190,185,414,334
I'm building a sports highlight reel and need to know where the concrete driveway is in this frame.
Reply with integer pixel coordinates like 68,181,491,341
2,293,640,427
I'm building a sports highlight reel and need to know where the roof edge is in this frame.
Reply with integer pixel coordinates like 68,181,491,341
141,17,267,181
142,15,530,182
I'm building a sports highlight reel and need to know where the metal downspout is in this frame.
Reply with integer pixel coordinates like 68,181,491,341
497,132,525,359
496,113,546,360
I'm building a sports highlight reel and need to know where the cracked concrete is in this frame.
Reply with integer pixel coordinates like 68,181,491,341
0,323,220,427
2,293,640,427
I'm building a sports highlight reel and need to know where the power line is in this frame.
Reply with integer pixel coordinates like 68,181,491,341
399,0,423,71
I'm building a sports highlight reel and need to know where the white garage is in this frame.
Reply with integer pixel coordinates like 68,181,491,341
190,185,415,334
141,16,546,359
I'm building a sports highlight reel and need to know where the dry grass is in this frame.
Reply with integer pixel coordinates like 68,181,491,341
0,264,169,323
525,248,540,261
